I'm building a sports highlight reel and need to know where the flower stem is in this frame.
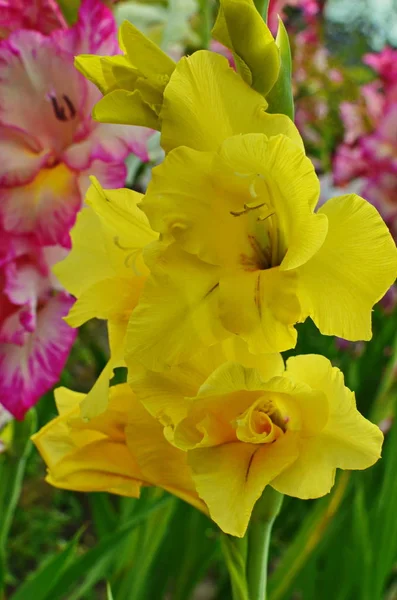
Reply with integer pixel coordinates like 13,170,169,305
253,0,270,21
247,487,284,600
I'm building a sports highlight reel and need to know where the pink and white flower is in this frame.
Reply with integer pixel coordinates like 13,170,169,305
0,0,152,248
0,0,152,419
0,231,76,419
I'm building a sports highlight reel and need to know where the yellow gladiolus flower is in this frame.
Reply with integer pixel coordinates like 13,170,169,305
75,20,175,128
212,0,280,97
54,176,157,417
32,383,205,512
132,354,383,537
129,132,397,368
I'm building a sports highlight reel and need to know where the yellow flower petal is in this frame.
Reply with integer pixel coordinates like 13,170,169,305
65,276,144,327
161,51,302,153
212,0,280,96
188,433,298,536
32,385,145,497
218,268,300,354
125,244,228,370
53,207,112,297
125,393,205,513
285,354,383,470
142,134,321,272
93,89,160,128
119,20,175,79
74,55,109,94
297,194,397,341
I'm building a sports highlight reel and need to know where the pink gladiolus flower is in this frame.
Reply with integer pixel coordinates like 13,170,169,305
0,0,152,248
0,0,66,39
0,230,77,419
0,0,152,419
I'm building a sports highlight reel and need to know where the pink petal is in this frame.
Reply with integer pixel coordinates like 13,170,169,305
0,292,77,419
78,160,128,196
0,0,66,38
0,30,87,155
64,123,152,170
53,0,119,56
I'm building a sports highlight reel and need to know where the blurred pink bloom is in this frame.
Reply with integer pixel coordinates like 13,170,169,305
0,0,152,248
0,231,76,419
268,0,321,33
0,0,66,39
364,47,397,91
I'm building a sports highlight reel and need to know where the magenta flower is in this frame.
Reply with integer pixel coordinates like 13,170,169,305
0,0,152,248
0,0,66,39
0,0,152,419
0,230,77,419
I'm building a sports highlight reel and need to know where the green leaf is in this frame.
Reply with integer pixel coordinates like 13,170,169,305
268,473,349,600
266,18,294,120
10,530,83,600
0,411,36,592
107,582,114,600
50,495,172,600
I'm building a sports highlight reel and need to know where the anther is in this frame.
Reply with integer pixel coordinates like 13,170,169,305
49,94,76,121
230,201,267,217
257,211,275,222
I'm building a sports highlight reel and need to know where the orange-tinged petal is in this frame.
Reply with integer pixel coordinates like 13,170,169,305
188,432,298,536
125,391,206,513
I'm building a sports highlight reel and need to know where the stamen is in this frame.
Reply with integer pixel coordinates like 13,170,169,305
257,211,275,222
230,201,267,217
113,236,144,277
50,96,67,121
63,95,76,118
49,94,76,121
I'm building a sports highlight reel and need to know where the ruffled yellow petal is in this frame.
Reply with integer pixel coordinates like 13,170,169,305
286,354,383,470
32,385,144,497
125,244,228,370
212,0,280,96
188,433,298,536
219,268,300,354
161,51,302,153
125,393,205,513
297,194,397,341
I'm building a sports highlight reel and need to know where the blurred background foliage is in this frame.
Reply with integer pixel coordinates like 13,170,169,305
1,0,397,598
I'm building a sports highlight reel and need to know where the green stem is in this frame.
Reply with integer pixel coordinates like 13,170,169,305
253,0,270,21
247,488,283,600
221,533,250,600
198,0,211,49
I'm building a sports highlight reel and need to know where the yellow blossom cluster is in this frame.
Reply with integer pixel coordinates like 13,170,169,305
33,0,397,537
